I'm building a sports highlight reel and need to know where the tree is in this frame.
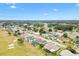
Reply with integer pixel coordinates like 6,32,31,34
38,44,44,49
48,28,52,32
63,33,68,38
54,24,74,31
33,27,38,32
76,37,79,42
24,25,28,28
39,28,46,35
27,27,32,30
67,47,76,54
8,32,11,35
48,23,53,28
17,38,24,45
34,23,44,28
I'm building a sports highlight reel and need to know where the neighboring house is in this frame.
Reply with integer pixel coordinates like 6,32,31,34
42,34,48,38
60,50,74,56
60,38,70,43
50,32,57,35
26,36,35,42
72,32,79,36
43,42,60,52
75,48,79,54
45,40,52,43
60,49,79,56
67,32,76,39
31,40,39,46
42,34,56,40
24,35,47,46
76,41,79,45
48,35,57,40
35,38,47,45
55,32,64,37
31,32,39,35
46,40,67,48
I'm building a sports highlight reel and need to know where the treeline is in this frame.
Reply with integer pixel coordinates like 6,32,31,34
54,24,78,31
1,20,79,24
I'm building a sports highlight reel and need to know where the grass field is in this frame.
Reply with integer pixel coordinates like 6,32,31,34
0,29,44,56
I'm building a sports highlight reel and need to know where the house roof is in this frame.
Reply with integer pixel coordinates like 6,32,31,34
75,48,79,53
43,43,60,52
60,38,69,42
35,38,47,44
60,50,74,56
26,36,35,40
32,41,39,46
76,41,79,44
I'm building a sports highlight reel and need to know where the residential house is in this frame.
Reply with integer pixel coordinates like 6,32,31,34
31,40,39,46
26,36,35,42
35,38,47,45
43,42,60,52
75,48,79,54
60,38,70,43
60,50,75,56
60,49,79,56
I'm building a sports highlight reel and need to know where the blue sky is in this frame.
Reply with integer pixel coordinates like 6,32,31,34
0,3,79,20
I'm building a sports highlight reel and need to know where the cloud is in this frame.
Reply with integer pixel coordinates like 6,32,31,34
10,3,24,10
10,5,16,8
53,9,58,11
9,3,24,10
10,3,16,8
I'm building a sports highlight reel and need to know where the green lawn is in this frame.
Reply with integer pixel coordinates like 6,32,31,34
0,30,44,56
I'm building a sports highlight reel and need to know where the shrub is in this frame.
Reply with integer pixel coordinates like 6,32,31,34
17,38,24,45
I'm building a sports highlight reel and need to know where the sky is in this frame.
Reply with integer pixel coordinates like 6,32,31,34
0,3,79,20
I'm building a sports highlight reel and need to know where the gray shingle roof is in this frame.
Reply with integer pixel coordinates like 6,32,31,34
35,38,47,44
43,43,60,52
60,50,74,56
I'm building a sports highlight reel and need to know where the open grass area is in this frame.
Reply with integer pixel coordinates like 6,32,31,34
0,30,45,56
